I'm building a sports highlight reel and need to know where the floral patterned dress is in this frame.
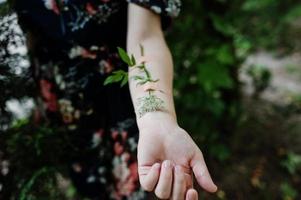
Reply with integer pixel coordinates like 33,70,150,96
13,0,180,199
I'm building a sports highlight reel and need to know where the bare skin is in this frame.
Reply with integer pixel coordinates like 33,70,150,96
127,4,218,199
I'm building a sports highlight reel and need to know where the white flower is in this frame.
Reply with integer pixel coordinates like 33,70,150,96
151,6,162,14
87,175,96,183
43,0,52,10
91,133,102,148
128,138,137,151
98,167,105,174
1,161,9,176
99,177,106,184
112,157,130,181
68,46,83,59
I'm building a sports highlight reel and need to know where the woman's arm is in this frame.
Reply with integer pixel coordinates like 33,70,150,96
127,4,217,199
127,3,176,121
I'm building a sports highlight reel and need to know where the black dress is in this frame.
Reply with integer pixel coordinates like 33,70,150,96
13,0,181,199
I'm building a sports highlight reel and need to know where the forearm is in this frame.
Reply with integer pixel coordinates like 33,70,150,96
127,6,176,125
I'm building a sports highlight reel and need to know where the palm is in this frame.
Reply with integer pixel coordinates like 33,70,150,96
136,114,217,199
138,126,196,169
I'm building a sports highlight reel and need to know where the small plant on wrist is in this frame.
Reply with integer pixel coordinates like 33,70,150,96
104,45,166,118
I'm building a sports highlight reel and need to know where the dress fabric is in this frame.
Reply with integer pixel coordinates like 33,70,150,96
13,0,180,199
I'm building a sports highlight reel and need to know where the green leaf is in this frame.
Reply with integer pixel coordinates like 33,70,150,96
117,47,131,65
120,75,128,87
150,79,159,83
112,70,127,75
136,80,148,86
130,54,136,66
131,75,145,81
137,65,144,70
104,73,124,85
144,67,151,79
139,44,144,56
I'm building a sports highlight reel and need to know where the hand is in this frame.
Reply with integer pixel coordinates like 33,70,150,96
137,112,218,199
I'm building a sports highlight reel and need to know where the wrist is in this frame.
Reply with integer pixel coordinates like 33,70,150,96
136,111,177,131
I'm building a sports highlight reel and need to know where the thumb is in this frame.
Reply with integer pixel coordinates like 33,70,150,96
138,163,161,191
190,151,217,193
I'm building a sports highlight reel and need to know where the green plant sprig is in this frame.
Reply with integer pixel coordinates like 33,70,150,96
104,45,165,117
104,45,159,87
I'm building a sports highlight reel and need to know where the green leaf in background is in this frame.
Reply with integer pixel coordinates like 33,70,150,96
284,5,301,23
216,45,235,65
209,143,231,161
234,35,252,59
197,61,234,91
117,47,132,66
280,182,298,200
242,0,276,11
19,167,54,200
281,151,301,175
209,14,236,36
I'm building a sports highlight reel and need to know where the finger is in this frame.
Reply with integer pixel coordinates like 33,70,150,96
185,188,198,200
191,151,217,193
138,163,161,191
184,173,193,189
175,165,193,189
155,160,173,199
171,165,186,200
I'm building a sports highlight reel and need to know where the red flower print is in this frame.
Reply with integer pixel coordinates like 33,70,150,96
121,152,130,162
116,177,136,196
112,130,118,140
62,113,73,124
72,163,83,173
40,79,58,112
115,163,139,196
33,108,42,124
104,59,114,74
95,129,104,137
114,142,124,155
129,162,138,181
121,131,128,141
44,0,60,15
86,3,97,15
81,48,97,59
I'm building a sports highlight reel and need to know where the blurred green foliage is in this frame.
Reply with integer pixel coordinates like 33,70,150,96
168,0,301,160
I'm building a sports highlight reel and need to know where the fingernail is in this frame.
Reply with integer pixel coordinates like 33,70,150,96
213,184,218,192
187,191,194,200
163,160,171,168
175,165,181,173
154,163,160,169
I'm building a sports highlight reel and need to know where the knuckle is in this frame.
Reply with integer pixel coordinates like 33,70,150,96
155,189,170,199
140,180,153,192
177,176,185,185
156,194,169,199
141,183,153,192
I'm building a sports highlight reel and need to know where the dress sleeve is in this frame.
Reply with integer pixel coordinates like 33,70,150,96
126,0,181,29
